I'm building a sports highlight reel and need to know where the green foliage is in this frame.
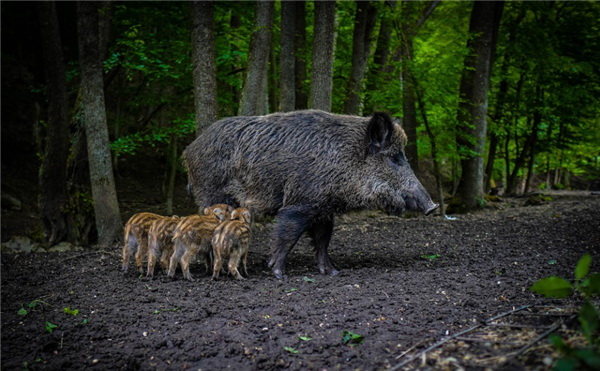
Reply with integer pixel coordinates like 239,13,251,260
63,307,79,316
17,299,49,316
44,321,58,333
421,253,441,261
284,346,299,354
531,254,600,370
342,330,365,346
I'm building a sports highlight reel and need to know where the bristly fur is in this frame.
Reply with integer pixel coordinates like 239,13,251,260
168,205,231,281
122,212,164,274
183,110,436,278
211,207,252,280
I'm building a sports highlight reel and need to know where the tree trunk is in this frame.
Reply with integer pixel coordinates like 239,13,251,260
417,86,445,217
279,1,296,112
343,1,377,115
294,1,308,110
239,0,274,116
310,0,336,112
454,1,504,211
38,1,70,246
166,135,178,215
77,1,121,247
191,1,218,135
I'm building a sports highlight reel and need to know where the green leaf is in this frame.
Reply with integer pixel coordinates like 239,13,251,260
45,321,58,333
81,318,89,325
64,307,79,316
421,254,441,260
342,330,365,346
531,276,573,298
575,254,592,280
284,346,299,354
574,348,600,369
17,307,28,316
554,357,579,371
586,273,600,295
578,301,599,344
302,276,316,283
549,334,571,353
299,335,312,342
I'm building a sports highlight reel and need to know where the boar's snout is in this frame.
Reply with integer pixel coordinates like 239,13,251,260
402,184,438,216
423,200,439,216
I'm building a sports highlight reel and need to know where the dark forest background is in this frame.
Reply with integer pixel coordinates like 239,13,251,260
2,1,599,248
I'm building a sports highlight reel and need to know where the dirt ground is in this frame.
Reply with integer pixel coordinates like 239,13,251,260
2,183,599,370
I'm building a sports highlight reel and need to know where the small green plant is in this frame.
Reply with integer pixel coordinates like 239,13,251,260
531,254,600,370
63,307,79,316
342,330,365,346
45,321,58,333
302,276,316,283
298,335,312,342
152,307,181,315
17,299,49,316
421,253,441,261
284,346,299,354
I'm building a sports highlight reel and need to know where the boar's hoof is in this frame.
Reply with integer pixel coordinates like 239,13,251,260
272,267,286,280
318,265,340,276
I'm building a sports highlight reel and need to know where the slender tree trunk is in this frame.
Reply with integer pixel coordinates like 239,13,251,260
279,1,296,112
310,0,336,112
364,0,394,113
166,135,178,215
454,1,504,211
294,1,308,110
191,1,218,135
239,0,274,116
344,1,377,115
77,1,121,247
38,1,70,246
417,87,445,217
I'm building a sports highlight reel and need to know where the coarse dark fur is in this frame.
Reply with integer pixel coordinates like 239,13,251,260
211,208,252,280
168,205,231,281
183,110,437,279
122,212,164,274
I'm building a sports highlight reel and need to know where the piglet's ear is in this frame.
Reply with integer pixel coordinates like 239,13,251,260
367,112,394,155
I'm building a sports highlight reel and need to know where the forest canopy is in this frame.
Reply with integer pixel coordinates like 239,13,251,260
2,1,599,246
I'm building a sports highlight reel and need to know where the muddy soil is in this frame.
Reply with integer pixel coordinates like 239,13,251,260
2,190,599,370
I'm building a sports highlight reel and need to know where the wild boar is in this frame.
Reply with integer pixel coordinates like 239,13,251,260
146,215,181,278
168,204,231,281
122,212,164,274
183,110,438,279
211,207,252,280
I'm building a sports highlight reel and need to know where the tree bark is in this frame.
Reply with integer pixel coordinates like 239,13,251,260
454,0,504,211
343,1,377,115
310,0,336,112
279,1,296,112
294,1,308,110
239,0,274,116
191,1,218,135
77,1,121,247
38,1,70,246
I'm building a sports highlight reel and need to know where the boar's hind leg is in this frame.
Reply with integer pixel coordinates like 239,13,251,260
308,217,339,276
268,206,313,279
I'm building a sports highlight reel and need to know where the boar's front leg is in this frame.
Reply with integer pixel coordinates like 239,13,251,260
308,216,339,276
268,206,313,279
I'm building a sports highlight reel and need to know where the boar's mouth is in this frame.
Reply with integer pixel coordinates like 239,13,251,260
396,195,438,216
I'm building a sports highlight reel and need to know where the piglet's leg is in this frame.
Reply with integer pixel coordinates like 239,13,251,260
268,206,312,280
308,216,339,276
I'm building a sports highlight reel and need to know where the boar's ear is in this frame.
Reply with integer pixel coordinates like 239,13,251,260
367,112,394,155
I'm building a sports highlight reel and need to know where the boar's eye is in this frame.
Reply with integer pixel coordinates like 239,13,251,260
387,152,407,168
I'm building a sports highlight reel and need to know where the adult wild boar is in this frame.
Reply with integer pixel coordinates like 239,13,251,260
184,110,438,279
